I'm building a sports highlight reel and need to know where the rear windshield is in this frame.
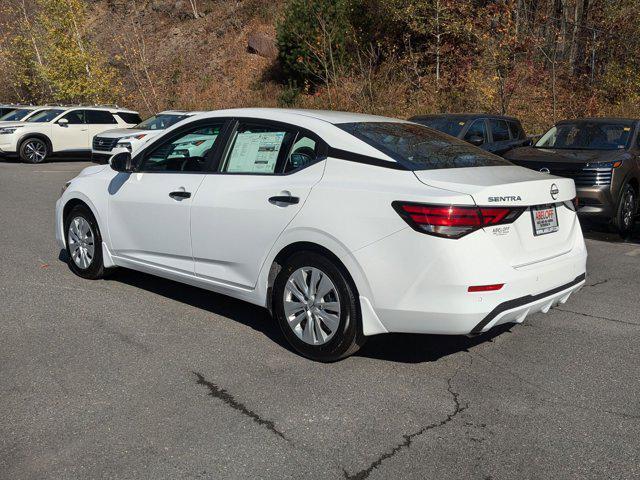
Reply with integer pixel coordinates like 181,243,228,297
0,108,31,121
26,109,65,123
536,122,633,150
134,114,187,130
338,122,511,170
410,117,467,137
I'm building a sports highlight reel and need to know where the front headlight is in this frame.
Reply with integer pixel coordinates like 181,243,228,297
0,126,21,135
116,141,133,151
60,181,71,197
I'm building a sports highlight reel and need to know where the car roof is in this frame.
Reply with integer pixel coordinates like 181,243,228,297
2,105,42,111
192,108,410,125
157,110,203,116
410,113,521,122
556,117,639,125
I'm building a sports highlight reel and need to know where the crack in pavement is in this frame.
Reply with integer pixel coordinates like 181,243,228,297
193,372,291,443
342,368,468,480
553,307,639,327
585,278,609,288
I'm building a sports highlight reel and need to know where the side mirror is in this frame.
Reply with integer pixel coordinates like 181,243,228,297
110,151,134,172
467,135,484,146
57,118,69,127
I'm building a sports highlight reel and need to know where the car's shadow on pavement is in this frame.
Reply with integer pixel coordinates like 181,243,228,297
356,325,513,363
580,219,640,244
55,251,539,364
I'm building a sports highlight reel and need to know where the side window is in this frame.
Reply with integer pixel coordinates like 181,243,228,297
221,123,295,174
508,121,524,140
116,112,142,124
284,134,318,173
86,110,117,124
463,120,487,144
62,110,85,125
141,123,223,173
489,119,510,142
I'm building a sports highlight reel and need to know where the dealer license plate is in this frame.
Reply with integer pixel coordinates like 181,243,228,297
531,204,559,236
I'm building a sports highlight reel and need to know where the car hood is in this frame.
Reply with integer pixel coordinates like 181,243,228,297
94,128,148,138
504,146,628,164
77,164,110,177
0,122,27,128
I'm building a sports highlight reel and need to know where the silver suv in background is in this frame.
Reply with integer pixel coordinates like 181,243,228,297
91,110,198,163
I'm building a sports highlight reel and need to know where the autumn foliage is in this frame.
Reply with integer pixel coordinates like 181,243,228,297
0,0,638,134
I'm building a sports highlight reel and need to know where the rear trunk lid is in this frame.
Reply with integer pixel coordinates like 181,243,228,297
414,165,580,267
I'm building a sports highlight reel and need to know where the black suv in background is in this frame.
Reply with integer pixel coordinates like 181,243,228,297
505,118,640,236
409,114,530,155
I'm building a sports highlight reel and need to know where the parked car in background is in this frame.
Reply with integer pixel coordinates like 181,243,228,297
0,105,57,125
409,114,530,156
0,104,20,117
91,110,197,163
57,108,586,361
505,118,640,236
0,106,140,163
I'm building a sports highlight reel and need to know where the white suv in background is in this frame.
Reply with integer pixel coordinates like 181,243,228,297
91,110,198,163
0,106,141,163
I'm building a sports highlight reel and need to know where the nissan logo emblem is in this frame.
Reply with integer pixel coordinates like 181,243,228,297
539,167,550,174
98,140,104,145
550,183,559,200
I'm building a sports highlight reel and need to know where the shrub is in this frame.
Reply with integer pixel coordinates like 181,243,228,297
276,0,352,88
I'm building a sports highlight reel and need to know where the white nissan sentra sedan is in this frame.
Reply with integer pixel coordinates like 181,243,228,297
55,108,587,361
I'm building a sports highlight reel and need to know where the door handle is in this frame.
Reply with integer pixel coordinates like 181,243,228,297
169,191,191,199
269,195,299,205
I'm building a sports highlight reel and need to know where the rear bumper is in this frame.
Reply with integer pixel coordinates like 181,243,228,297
576,185,614,218
470,273,585,334
354,219,587,336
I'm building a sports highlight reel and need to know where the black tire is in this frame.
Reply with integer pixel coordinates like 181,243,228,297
19,137,49,164
64,204,106,279
273,251,365,362
613,183,637,238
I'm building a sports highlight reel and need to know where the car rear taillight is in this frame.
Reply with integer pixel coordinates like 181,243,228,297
392,202,525,239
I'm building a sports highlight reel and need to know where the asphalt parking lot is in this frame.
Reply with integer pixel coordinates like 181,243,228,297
1,160,639,480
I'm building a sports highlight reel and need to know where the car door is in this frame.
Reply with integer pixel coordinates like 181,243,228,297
52,110,89,152
108,120,226,274
85,109,118,142
190,119,326,288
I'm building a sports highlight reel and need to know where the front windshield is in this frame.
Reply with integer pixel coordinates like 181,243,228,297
535,122,633,150
413,117,467,137
134,114,187,130
26,109,65,123
339,122,510,170
0,109,31,121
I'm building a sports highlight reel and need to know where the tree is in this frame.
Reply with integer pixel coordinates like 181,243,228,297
2,0,121,103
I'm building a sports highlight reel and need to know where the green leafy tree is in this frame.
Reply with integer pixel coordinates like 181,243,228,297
3,0,121,103
276,0,353,88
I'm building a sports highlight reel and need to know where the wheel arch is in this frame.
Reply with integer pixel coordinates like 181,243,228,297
60,194,104,247
18,133,53,154
261,238,386,337
265,242,358,312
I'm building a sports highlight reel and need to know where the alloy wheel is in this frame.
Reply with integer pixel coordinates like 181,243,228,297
622,189,636,229
283,266,341,345
24,140,47,163
68,216,95,269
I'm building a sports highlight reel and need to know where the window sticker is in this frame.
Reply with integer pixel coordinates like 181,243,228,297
227,131,285,173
